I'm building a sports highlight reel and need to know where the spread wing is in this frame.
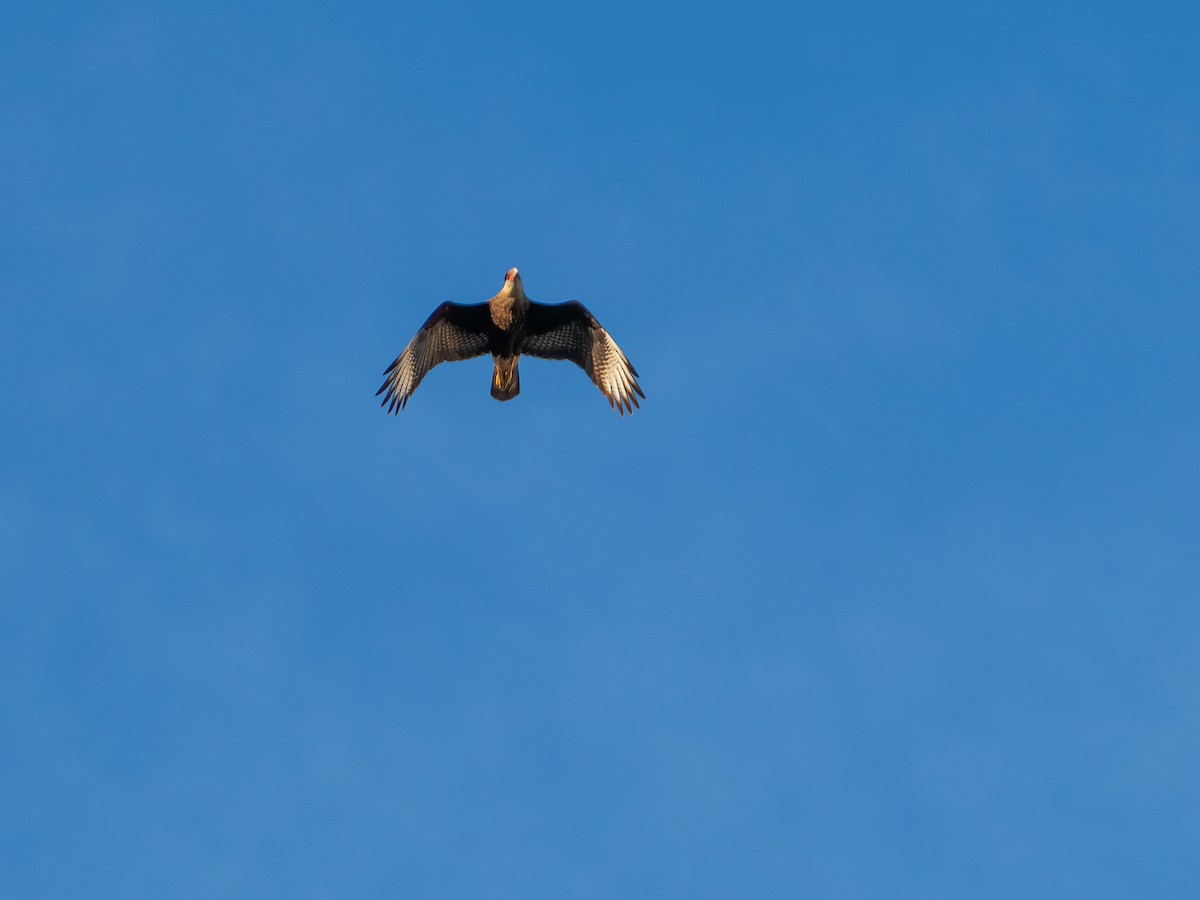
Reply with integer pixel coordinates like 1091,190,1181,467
523,301,644,415
377,302,491,413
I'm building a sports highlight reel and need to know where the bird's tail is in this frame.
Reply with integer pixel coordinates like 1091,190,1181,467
491,357,520,401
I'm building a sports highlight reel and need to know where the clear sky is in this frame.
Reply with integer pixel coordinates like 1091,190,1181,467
2,1,1197,897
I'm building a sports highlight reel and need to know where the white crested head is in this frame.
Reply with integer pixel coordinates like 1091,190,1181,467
504,267,520,285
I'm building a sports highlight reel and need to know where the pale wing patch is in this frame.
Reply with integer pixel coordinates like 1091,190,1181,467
592,328,644,416
377,313,489,413
522,306,644,415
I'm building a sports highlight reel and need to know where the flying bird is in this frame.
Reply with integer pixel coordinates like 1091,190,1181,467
377,268,644,415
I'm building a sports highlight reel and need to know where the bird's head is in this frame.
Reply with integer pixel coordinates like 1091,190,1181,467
502,267,525,299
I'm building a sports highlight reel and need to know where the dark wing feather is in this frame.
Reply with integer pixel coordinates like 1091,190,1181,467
523,301,644,415
376,302,491,413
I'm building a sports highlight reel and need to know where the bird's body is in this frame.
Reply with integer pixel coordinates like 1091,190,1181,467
377,268,644,414
486,270,528,401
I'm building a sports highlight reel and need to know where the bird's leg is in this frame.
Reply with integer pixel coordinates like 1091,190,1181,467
491,357,520,401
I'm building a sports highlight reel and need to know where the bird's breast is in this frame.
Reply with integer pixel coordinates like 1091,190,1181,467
489,294,528,333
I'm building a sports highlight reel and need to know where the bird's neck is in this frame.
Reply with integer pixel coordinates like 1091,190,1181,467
490,289,528,330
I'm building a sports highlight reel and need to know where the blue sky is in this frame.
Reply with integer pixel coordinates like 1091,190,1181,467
2,1,1197,896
